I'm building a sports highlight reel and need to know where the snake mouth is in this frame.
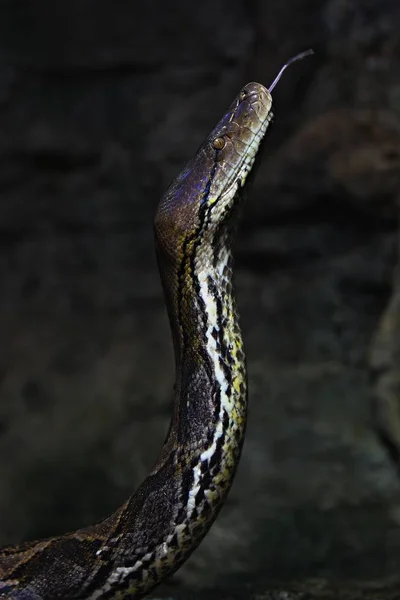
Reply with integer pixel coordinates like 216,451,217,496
219,102,273,197
236,109,273,187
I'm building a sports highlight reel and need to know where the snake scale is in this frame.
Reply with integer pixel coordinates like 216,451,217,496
0,51,313,600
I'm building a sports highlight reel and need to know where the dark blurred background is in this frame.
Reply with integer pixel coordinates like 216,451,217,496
0,1,400,598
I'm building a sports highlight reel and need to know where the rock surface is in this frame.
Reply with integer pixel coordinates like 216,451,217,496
0,1,400,598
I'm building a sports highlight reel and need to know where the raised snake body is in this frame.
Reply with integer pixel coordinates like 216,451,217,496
0,53,311,600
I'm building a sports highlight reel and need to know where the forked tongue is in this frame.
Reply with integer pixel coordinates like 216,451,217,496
268,49,314,93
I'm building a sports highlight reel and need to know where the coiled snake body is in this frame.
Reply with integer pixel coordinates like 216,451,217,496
0,52,311,600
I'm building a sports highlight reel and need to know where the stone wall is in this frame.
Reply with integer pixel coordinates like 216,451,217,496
0,1,399,598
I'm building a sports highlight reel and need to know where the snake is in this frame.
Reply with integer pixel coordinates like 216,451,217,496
0,50,313,600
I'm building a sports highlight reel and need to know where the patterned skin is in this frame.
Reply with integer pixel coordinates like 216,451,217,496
0,83,273,599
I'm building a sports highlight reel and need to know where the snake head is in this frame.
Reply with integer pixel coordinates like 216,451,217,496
154,82,273,265
155,49,314,265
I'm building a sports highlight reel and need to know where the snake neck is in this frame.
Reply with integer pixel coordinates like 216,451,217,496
156,213,248,504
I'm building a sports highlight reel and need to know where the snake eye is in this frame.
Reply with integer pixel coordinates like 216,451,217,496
212,137,225,150
239,90,248,101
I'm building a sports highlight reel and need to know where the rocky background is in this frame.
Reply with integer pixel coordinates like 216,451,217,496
0,1,400,599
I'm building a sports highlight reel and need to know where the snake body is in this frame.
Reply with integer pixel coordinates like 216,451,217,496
0,56,303,598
